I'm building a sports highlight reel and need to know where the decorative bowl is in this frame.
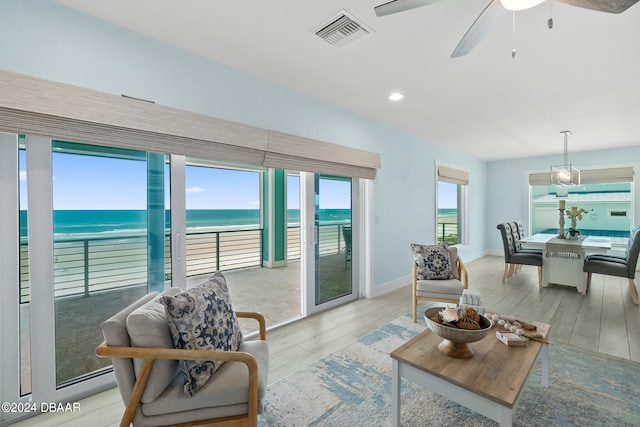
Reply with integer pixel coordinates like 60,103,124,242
424,307,493,359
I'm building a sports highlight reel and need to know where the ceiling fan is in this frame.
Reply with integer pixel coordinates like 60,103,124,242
374,0,639,58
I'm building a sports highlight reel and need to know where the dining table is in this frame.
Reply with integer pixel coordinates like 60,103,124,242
520,233,611,294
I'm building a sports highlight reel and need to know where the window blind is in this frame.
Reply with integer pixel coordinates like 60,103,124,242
0,70,380,179
529,171,552,186
529,166,634,186
580,167,634,184
264,130,380,180
437,164,469,185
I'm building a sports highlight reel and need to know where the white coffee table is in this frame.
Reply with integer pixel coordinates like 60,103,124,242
390,321,550,426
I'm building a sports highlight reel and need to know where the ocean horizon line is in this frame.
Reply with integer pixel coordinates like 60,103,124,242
18,208,352,237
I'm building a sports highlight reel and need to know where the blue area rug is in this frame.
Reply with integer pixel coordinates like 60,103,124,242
259,314,640,426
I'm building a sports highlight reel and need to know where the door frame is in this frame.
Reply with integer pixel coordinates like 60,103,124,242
302,172,361,316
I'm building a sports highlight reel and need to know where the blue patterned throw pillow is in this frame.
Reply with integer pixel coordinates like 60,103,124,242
160,271,243,397
411,242,454,280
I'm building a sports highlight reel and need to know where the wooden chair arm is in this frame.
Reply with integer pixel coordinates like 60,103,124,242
236,311,267,340
457,256,469,289
96,342,259,367
96,343,260,427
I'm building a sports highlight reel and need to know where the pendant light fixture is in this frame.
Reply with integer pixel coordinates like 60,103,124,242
550,130,580,186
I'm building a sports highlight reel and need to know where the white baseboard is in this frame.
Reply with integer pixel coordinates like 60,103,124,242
368,274,411,298
366,250,640,300
367,249,495,300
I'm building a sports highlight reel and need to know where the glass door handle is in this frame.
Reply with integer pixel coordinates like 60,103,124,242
174,232,182,261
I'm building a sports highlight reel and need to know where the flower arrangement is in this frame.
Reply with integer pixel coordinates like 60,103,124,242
565,206,588,238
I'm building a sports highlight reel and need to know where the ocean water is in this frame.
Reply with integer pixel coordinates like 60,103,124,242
438,208,457,217
19,209,351,237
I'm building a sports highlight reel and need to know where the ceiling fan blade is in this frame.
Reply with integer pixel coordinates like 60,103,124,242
451,0,509,58
557,0,639,13
374,0,444,17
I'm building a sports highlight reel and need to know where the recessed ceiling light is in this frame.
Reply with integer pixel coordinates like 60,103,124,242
388,92,404,101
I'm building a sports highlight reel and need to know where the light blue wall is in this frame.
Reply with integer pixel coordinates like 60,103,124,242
0,0,487,289
487,147,640,254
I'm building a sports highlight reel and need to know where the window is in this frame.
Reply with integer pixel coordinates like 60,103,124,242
18,139,30,396
608,209,629,218
287,173,301,260
51,141,170,387
436,164,469,245
184,160,263,276
529,166,634,248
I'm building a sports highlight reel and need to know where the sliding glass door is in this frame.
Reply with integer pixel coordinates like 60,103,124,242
0,134,173,423
304,173,359,314
1,133,368,423
50,142,170,388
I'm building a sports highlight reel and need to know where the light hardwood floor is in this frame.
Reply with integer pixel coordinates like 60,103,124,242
11,255,640,427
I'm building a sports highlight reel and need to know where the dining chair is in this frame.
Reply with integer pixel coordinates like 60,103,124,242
512,222,543,256
583,225,640,304
497,222,542,286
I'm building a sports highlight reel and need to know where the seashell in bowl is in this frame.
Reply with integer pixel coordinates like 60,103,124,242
440,306,459,323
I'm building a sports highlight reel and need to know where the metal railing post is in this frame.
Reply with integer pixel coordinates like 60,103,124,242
83,239,90,297
215,231,220,271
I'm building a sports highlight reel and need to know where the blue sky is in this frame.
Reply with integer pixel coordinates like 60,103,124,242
319,178,351,209
185,165,260,210
287,175,300,209
19,150,351,210
20,151,151,210
438,181,458,209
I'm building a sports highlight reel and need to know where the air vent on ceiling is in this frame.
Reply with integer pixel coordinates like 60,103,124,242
314,10,373,48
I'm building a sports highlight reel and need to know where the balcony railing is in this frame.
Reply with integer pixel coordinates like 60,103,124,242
19,223,350,303
185,228,264,276
437,222,459,245
20,228,263,304
287,225,301,260
286,222,350,259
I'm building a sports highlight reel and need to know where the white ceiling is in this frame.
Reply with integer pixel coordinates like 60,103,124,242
54,0,640,161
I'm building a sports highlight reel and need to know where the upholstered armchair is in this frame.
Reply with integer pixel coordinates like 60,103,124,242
583,225,640,304
411,243,468,323
96,272,268,427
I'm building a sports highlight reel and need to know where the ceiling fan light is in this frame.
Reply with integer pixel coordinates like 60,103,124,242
499,0,545,11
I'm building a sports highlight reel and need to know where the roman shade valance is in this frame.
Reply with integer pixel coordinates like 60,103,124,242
529,166,634,186
264,131,381,179
0,70,380,179
437,164,469,185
